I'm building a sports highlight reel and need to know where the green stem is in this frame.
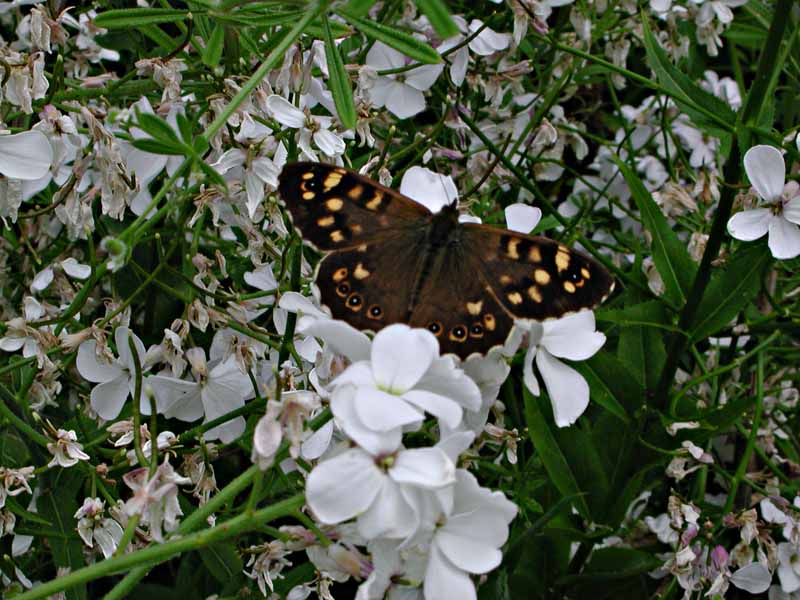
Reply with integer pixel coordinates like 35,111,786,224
128,335,148,469
723,352,764,514
15,494,305,600
0,382,50,447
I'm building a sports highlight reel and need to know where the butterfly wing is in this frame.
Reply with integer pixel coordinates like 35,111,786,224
462,223,615,321
408,244,515,359
278,162,430,251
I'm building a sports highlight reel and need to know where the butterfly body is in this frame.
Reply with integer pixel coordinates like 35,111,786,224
278,162,614,360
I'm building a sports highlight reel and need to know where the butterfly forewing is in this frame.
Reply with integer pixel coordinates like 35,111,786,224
463,224,615,321
278,162,430,251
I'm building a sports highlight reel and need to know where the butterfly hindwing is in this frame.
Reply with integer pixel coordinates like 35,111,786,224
408,246,515,358
316,231,428,330
278,162,430,251
463,224,615,321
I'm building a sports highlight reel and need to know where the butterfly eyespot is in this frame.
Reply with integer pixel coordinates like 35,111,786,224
336,282,350,297
346,292,363,310
569,271,581,282
368,305,383,319
449,325,467,342
470,324,484,338
428,321,443,335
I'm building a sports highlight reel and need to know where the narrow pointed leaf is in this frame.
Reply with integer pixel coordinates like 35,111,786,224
323,16,357,130
94,8,189,29
415,0,459,38
337,9,442,64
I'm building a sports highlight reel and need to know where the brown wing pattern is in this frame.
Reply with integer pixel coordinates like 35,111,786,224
463,224,615,321
277,162,429,251
315,232,428,331
408,245,515,359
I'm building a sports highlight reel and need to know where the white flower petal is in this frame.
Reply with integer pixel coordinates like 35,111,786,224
424,544,477,600
358,477,415,540
783,196,800,225
77,340,123,383
385,83,427,119
402,390,463,428
744,145,785,201
468,20,511,55
768,217,800,259
303,319,372,363
331,386,402,455
366,41,406,71
541,312,605,361
301,420,333,460
727,208,772,241
399,166,458,213
448,46,468,86
536,349,589,427
313,128,345,156
115,327,146,372
90,375,130,420
306,448,382,524
31,267,54,292
0,130,53,180
390,447,455,489
404,63,444,91
504,203,541,233
371,324,438,392
436,528,503,574
244,264,278,291
522,345,540,396
266,95,306,129
354,387,424,432
730,563,772,594
60,258,91,280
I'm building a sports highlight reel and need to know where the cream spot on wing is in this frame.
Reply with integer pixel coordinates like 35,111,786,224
323,172,343,192
301,172,314,180
563,281,576,293
326,198,343,211
350,223,363,235
347,184,363,199
365,192,384,210
356,244,367,252
484,314,496,331
507,291,523,305
467,300,483,316
499,275,512,285
534,269,551,285
528,286,542,302
556,246,570,273
330,230,345,243
332,267,348,282
506,238,520,259
354,263,370,280
302,191,315,200
529,246,541,262
581,267,591,279
317,215,335,227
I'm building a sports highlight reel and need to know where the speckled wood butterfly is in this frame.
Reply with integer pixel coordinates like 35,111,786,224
278,162,615,360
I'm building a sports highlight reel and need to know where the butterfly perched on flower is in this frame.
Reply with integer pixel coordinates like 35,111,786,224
278,162,615,360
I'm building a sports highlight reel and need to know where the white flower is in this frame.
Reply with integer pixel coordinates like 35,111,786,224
505,203,542,234
727,145,800,259
76,327,149,420
400,166,458,213
266,95,345,161
47,429,90,468
122,458,191,542
423,470,517,600
306,443,456,540
439,17,510,86
365,42,443,119
778,543,800,593
74,497,124,559
330,324,480,455
506,311,606,427
0,130,53,180
148,348,252,444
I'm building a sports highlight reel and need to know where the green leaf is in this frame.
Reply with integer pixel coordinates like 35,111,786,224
199,541,243,584
337,9,442,64
197,160,227,188
641,15,735,136
618,324,666,391
571,360,629,423
38,471,86,600
136,113,181,145
689,241,771,342
415,0,459,38
94,8,189,29
558,547,662,589
583,352,646,415
202,23,225,68
613,155,696,307
322,16,357,130
523,387,592,520
0,429,30,467
131,138,186,156
343,0,378,17
597,300,673,331
176,112,193,144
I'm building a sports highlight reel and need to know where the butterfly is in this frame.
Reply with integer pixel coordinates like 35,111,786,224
277,162,615,360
